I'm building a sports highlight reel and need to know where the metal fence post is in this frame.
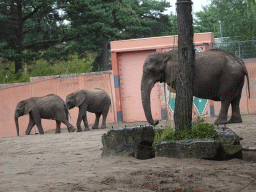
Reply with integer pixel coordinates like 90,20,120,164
238,42,241,58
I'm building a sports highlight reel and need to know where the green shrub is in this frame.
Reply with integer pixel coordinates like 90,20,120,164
0,62,30,83
0,52,94,84
152,116,217,148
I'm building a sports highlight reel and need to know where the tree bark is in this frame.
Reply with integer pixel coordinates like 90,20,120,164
174,0,195,133
102,38,109,71
15,1,24,73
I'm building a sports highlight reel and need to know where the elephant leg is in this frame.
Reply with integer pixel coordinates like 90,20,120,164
92,113,101,129
83,116,90,131
101,105,109,129
77,107,88,132
55,120,61,133
76,112,84,132
26,116,36,135
228,97,242,124
76,110,87,132
228,79,244,124
60,118,76,133
57,110,76,133
33,113,44,134
66,122,76,132
214,100,231,125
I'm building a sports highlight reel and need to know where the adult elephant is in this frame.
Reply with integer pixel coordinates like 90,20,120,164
14,94,76,136
141,49,250,126
66,88,111,131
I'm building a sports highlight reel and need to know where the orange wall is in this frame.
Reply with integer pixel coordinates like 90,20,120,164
118,50,161,122
0,71,116,138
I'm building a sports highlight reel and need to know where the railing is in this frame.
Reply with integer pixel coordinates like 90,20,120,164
215,40,256,60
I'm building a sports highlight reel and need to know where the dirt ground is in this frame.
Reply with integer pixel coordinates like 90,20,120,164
0,115,256,192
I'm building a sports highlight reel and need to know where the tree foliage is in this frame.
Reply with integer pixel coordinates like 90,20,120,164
0,0,76,73
112,0,172,39
0,0,173,74
63,0,172,70
193,6,220,36
0,52,94,84
194,0,256,40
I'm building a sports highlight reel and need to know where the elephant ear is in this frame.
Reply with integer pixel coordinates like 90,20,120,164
75,90,86,107
166,59,177,83
24,99,36,115
164,50,178,86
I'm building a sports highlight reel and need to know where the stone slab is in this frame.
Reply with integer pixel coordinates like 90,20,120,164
155,139,219,159
101,125,155,159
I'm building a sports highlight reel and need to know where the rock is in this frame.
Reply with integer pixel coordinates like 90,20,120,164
155,126,243,160
214,127,243,159
102,125,243,161
101,125,155,159
155,139,219,159
214,127,241,146
242,150,256,163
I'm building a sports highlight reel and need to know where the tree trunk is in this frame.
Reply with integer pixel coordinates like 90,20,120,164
15,1,24,73
15,59,23,73
174,0,195,133
102,38,109,71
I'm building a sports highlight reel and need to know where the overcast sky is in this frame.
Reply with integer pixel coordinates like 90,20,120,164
164,0,211,15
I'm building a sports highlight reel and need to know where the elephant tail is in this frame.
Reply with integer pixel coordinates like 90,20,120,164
64,104,72,120
245,71,250,99
231,51,250,98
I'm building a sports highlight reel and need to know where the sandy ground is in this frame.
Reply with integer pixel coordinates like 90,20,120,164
0,115,256,192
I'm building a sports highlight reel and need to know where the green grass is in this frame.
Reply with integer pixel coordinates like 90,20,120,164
153,116,217,148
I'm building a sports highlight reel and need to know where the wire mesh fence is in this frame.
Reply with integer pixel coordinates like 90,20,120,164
215,40,256,60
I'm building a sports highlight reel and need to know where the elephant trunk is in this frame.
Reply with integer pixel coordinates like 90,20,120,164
14,115,19,136
141,76,159,126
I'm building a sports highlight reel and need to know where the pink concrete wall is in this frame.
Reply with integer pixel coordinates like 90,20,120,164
0,71,116,138
118,50,161,122
110,32,214,52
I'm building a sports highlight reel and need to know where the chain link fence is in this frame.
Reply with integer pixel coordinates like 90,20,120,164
215,40,256,60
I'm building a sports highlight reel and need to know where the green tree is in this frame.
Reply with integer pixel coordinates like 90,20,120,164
194,6,220,37
62,0,119,71
194,0,256,41
212,0,256,41
0,0,175,74
63,0,172,70
113,0,171,39
168,13,178,35
0,0,76,73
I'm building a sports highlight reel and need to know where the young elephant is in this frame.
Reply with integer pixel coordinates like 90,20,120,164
66,88,111,131
14,94,76,136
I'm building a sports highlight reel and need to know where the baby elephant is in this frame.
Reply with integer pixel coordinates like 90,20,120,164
66,88,111,131
14,94,76,136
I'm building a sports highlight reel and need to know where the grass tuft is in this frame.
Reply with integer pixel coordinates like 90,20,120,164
153,116,217,148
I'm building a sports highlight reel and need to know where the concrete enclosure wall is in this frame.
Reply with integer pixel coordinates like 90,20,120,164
0,72,116,138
